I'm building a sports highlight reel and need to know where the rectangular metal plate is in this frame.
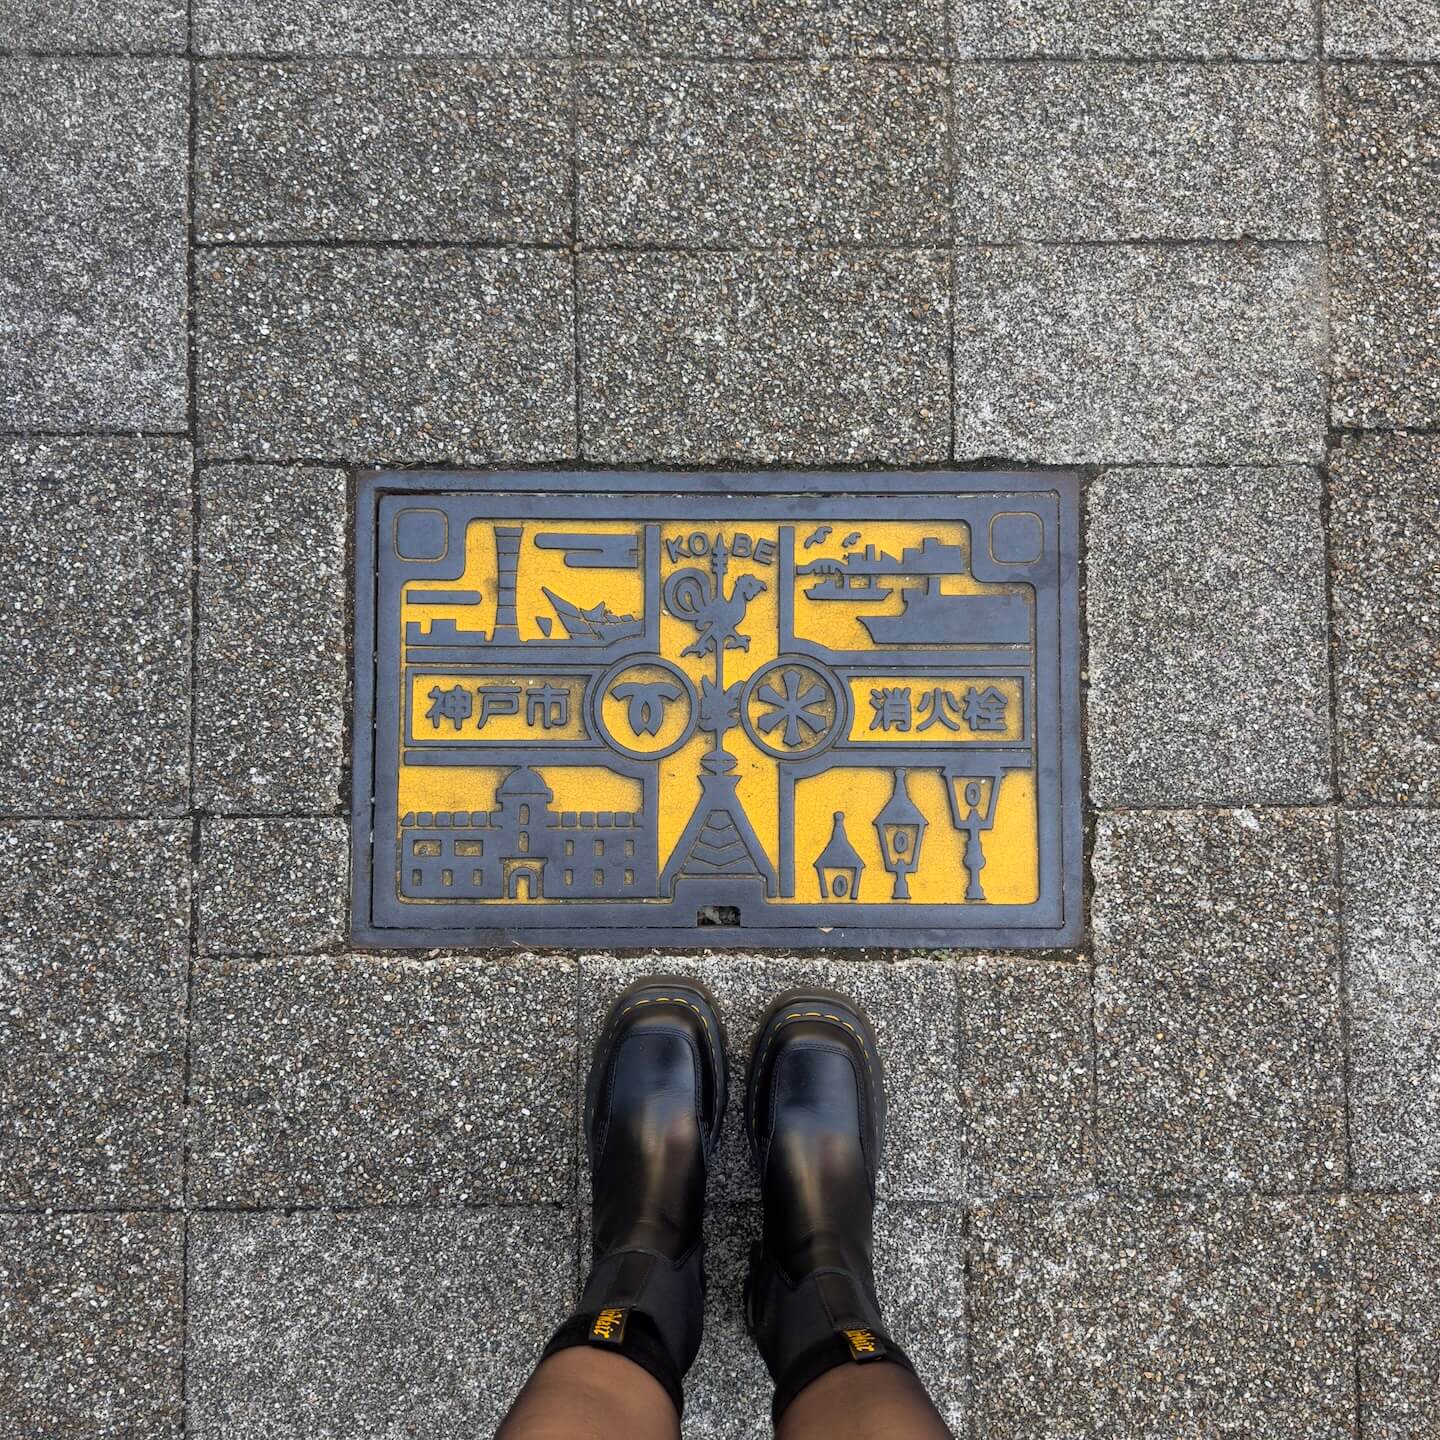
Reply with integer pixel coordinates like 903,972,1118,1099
351,471,1082,949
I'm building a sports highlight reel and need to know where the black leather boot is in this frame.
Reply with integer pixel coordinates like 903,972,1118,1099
744,988,915,1422
541,977,727,1416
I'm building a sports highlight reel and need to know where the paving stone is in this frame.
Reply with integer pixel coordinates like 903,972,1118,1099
198,247,575,462
1343,810,1440,1189
675,1202,966,1435
1330,432,1440,804
578,62,948,245
581,251,949,464
0,61,187,431
187,1208,575,1440
196,61,571,244
1327,65,1440,428
1355,1196,1440,1440
193,0,567,55
187,954,576,1205
1093,808,1345,1190
194,465,346,812
576,0,946,56
1325,0,1440,58
956,956,1092,1196
579,955,963,1201
0,823,188,1208
0,439,191,815
953,0,1313,56
0,1213,183,1440
969,1195,1354,1436
953,243,1326,463
199,818,349,956
0,0,185,49
954,63,1322,240
1087,466,1331,806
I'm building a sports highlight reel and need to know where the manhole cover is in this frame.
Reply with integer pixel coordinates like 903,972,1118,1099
351,471,1081,948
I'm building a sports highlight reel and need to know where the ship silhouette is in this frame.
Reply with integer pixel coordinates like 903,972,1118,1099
541,587,644,642
859,577,1030,646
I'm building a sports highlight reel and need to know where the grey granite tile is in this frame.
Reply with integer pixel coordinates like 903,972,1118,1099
1087,466,1331,806
578,62,948,245
954,63,1322,240
196,61,571,243
0,822,188,1208
193,0,567,55
953,0,1313,57
187,1209,576,1440
0,61,187,430
578,955,962,1202
576,0,946,56
1093,808,1345,1190
970,1195,1354,1436
194,465,346,812
188,954,577,1205
198,247,575,462
953,243,1326,463
0,439,191,815
0,0,184,49
199,818,349,956
1355,1197,1440,1440
1344,810,1440,1189
581,250,949,464
0,1213,183,1440
1327,64,1440,428
957,957,1092,1196
1330,432,1440,804
677,1202,965,1435
1326,0,1440,58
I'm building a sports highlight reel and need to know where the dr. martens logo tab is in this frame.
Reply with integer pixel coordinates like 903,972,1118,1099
842,1327,885,1361
590,1307,630,1345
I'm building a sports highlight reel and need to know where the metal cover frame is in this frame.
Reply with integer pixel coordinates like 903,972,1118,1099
351,469,1083,950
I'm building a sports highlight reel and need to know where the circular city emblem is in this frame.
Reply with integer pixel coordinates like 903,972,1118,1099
741,657,847,760
592,656,699,760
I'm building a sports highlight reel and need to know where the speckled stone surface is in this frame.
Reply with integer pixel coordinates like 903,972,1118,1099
970,1195,1354,1436
193,0,567,55
0,1213,183,1440
1355,1196,1440,1440
1344,811,1440,1189
578,955,963,1200
956,956,1093,1196
186,1209,576,1440
0,61,187,431
194,465,346,812
580,250,949,463
953,0,1314,56
199,818,349,956
954,63,1322,240
1330,432,1440,804
0,0,185,50
0,822,188,1208
1327,65,1440,427
1325,0,1440,58
1087,466,1331,806
953,243,1326,463
579,62,948,245
197,247,575,462
675,1202,967,1435
1093,809,1345,1190
187,955,577,1205
0,439,191,815
197,61,572,243
576,0,946,55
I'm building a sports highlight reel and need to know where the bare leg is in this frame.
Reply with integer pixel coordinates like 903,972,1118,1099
496,1347,679,1440
776,1361,954,1440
